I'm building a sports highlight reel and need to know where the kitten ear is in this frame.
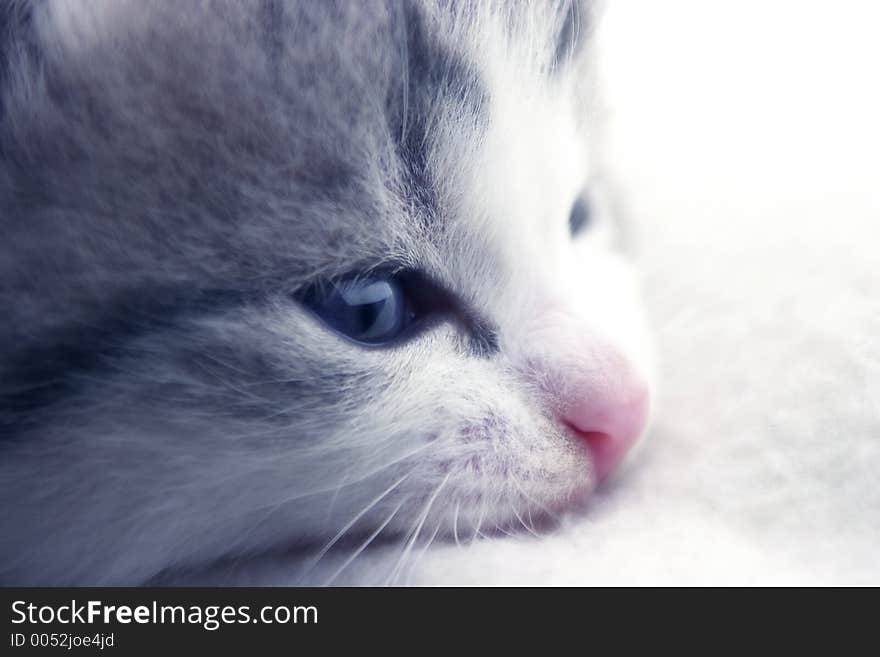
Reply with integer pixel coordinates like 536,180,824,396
552,0,592,74
0,1,37,124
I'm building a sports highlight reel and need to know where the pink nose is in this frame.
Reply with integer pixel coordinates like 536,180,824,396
514,309,651,482
564,384,650,482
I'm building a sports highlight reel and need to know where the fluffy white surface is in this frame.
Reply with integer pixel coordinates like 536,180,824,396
351,0,880,585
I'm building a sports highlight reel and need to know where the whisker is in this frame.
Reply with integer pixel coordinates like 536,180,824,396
321,499,406,586
470,471,488,544
249,441,431,514
471,501,486,544
226,451,423,547
384,471,451,586
510,500,541,539
510,477,560,524
409,516,444,584
323,462,352,527
297,470,414,583
526,504,542,536
494,524,514,537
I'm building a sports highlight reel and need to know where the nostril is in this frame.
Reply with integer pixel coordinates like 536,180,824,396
567,428,630,483
565,390,650,482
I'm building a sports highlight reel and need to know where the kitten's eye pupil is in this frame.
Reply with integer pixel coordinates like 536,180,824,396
568,195,592,237
303,276,409,345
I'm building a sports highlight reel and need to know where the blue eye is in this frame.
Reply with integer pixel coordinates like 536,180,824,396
302,275,413,345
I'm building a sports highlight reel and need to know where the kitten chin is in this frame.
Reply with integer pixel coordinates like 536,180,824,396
0,0,653,585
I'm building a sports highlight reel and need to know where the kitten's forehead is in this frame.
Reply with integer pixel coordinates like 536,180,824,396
2,1,588,296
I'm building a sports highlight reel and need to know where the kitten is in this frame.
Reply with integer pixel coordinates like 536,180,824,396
0,0,653,584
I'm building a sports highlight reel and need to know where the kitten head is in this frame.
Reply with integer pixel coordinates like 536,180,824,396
0,0,653,584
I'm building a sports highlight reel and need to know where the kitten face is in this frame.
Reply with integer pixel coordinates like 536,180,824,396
0,0,653,584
